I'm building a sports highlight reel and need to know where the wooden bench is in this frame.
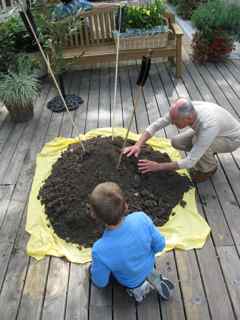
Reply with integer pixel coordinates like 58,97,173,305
61,3,184,77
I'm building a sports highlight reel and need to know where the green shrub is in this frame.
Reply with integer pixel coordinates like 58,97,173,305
191,0,240,41
168,0,178,6
125,0,166,30
0,15,39,73
191,0,240,63
176,0,207,20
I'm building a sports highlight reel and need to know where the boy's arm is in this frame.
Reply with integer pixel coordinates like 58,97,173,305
91,249,111,288
150,224,166,253
144,214,166,253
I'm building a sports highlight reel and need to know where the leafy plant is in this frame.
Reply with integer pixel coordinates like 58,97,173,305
124,0,166,30
191,0,240,41
0,69,39,108
0,13,40,74
176,0,207,20
191,0,240,63
31,3,84,75
0,54,40,122
168,0,178,6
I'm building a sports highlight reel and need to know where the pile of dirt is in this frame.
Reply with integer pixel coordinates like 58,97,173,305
38,136,193,248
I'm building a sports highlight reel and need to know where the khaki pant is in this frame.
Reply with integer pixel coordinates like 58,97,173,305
171,129,240,173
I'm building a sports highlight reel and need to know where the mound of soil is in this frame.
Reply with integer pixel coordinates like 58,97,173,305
38,137,193,248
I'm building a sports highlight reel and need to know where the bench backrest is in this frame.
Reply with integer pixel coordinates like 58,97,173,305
61,4,175,49
62,4,118,48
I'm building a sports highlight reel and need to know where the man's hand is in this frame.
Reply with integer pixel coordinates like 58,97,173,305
123,144,141,158
138,160,179,174
138,160,162,174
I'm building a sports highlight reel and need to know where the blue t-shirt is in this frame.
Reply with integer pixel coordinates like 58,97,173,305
91,212,166,288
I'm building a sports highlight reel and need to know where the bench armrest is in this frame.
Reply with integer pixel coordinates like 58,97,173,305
171,23,184,36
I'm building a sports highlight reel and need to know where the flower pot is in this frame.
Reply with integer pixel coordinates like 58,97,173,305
5,103,34,123
192,31,235,63
113,25,169,50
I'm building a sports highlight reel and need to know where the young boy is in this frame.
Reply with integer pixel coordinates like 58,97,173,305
89,182,174,303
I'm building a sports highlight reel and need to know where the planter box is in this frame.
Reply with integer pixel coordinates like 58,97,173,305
113,25,169,50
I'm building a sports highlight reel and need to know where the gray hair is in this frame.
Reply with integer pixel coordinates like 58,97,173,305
177,99,195,118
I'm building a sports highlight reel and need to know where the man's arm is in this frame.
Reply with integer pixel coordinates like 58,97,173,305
138,160,179,174
145,112,171,136
124,113,171,157
91,249,111,288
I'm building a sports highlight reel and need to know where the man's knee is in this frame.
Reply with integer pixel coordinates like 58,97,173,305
171,137,180,150
171,136,192,151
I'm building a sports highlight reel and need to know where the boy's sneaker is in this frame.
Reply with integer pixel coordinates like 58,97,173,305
127,280,154,303
159,274,175,291
147,270,174,300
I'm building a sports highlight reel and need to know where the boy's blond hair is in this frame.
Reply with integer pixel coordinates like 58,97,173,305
89,182,125,225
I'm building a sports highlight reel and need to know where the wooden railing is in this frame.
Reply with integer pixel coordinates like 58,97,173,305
0,0,16,10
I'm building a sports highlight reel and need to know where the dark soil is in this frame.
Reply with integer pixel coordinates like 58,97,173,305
38,137,193,248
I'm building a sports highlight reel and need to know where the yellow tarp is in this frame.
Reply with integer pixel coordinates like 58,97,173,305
26,128,210,263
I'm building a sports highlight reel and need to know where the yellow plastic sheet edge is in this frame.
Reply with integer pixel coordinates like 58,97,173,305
26,127,211,263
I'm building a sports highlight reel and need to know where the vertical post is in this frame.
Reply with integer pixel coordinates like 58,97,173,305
59,74,66,98
176,34,182,78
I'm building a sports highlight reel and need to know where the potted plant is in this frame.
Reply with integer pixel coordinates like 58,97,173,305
113,0,169,50
191,0,240,63
0,56,40,123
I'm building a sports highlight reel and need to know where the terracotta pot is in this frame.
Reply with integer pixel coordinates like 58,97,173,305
5,103,34,123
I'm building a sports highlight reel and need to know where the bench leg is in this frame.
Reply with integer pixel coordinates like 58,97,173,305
176,35,182,78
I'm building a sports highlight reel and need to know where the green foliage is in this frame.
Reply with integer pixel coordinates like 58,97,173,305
31,3,84,74
0,62,40,108
0,14,40,74
168,0,178,6
176,0,207,20
125,0,166,30
191,0,240,63
191,0,240,41
0,3,83,76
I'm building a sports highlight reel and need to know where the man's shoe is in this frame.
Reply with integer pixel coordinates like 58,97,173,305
189,167,218,183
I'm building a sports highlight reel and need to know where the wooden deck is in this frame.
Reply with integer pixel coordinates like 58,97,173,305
1,36,240,320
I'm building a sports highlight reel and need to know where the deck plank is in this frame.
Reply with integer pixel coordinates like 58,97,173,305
175,250,211,320
119,66,137,132
72,69,91,136
110,65,124,129
85,69,99,133
41,257,69,320
0,212,29,320
217,246,240,319
156,253,186,320
66,263,89,320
